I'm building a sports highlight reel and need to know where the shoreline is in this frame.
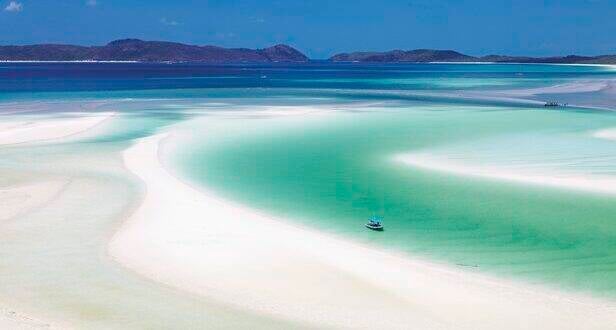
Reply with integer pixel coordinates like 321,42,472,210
394,153,616,196
109,131,616,329
594,128,616,141
1,60,614,70
1,110,285,329
0,112,115,146
0,112,114,329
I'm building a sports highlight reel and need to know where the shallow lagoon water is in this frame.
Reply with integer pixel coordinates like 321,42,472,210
2,62,616,326
176,104,616,296
0,114,305,328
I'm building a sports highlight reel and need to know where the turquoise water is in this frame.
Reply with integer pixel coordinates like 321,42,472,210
175,104,616,297
3,62,616,308
97,61,616,296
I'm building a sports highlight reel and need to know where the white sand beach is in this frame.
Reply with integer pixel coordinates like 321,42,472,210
395,153,616,196
0,180,69,222
0,112,118,329
503,80,613,96
594,128,616,141
0,306,64,330
0,112,114,145
108,132,616,329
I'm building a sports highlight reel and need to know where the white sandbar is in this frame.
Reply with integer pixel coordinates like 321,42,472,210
109,133,616,329
395,153,616,195
594,128,616,141
0,180,68,222
0,112,114,145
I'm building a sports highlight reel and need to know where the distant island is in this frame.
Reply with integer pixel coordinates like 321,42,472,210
1,39,615,64
0,39,309,63
330,49,616,64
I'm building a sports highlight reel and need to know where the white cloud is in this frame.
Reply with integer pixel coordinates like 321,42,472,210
86,0,98,6
4,1,22,12
160,17,180,26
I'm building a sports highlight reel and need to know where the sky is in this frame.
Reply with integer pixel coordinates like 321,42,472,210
0,0,614,59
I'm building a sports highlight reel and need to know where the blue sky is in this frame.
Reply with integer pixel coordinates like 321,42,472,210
1,0,614,58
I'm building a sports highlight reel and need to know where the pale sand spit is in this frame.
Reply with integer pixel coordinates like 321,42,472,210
593,128,616,141
395,153,616,195
0,180,69,222
109,133,616,329
0,112,114,146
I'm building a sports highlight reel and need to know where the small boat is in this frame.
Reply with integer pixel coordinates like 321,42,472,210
365,216,384,231
544,101,561,107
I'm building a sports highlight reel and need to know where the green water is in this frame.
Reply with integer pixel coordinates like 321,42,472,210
177,104,616,297
0,109,307,329
3,62,616,327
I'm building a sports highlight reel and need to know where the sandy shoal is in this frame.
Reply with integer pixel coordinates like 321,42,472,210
0,112,114,145
109,133,616,329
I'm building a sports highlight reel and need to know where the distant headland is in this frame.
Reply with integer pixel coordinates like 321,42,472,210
0,39,309,63
330,49,616,64
1,39,615,64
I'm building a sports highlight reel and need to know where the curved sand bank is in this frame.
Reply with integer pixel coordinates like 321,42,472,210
0,180,69,222
0,179,73,330
395,153,616,195
463,78,616,110
594,128,616,141
109,133,616,329
503,80,614,96
0,113,101,329
0,112,114,146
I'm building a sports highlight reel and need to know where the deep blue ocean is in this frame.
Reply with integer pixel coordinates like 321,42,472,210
0,62,612,93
